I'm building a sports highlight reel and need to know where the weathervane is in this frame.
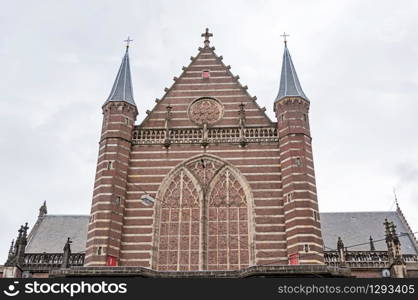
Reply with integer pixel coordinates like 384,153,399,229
201,28,213,46
280,32,290,45
124,36,133,49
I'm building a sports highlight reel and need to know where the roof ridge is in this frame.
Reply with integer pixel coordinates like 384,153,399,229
320,211,397,214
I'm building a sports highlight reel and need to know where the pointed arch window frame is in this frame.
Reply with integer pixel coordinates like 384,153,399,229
151,154,255,271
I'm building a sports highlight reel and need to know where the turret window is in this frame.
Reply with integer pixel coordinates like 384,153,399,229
115,196,122,207
107,161,113,170
280,114,285,122
125,117,129,125
303,114,308,122
304,244,310,253
286,192,294,203
295,157,302,167
97,246,102,255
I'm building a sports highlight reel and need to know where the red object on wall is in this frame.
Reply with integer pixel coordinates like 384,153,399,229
202,70,210,79
107,255,118,266
289,253,299,265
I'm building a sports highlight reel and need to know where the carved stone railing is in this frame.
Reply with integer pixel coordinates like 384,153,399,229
22,253,85,271
324,251,418,269
132,126,278,145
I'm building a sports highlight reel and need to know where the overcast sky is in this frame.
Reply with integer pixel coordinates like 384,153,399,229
1,0,417,262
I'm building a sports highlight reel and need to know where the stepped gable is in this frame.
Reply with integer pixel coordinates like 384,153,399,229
140,46,273,129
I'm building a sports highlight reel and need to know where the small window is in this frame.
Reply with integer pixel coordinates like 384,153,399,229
202,70,210,79
286,192,294,203
107,161,113,170
97,246,102,255
280,114,285,122
313,211,318,222
295,157,302,167
303,114,308,122
125,117,129,125
90,215,95,223
304,244,310,253
115,196,122,207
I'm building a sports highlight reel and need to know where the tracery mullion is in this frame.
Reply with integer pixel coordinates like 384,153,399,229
176,170,184,270
226,169,230,269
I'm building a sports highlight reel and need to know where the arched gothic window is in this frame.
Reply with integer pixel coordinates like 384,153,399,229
154,155,253,271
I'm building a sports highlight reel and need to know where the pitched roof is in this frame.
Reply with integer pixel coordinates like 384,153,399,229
25,215,89,253
23,212,417,255
321,211,418,254
275,43,308,102
105,46,136,106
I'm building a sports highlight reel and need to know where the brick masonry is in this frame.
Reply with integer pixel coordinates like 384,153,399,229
84,43,325,270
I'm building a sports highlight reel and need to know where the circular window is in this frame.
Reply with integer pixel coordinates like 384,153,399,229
188,97,223,125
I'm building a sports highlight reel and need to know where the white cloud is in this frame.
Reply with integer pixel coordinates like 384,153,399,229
0,0,417,262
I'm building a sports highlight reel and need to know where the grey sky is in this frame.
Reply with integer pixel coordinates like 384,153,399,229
1,0,417,261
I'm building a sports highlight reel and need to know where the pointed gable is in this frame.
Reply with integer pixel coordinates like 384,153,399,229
140,43,272,129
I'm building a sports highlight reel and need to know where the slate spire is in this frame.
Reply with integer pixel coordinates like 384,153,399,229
275,41,308,102
105,42,136,106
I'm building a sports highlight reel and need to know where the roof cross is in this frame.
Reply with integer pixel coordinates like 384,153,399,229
124,36,133,48
201,28,213,46
280,32,290,44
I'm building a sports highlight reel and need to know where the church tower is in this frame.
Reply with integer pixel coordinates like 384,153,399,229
85,41,138,266
274,39,324,264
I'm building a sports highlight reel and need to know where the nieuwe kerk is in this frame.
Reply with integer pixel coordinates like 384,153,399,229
3,30,417,278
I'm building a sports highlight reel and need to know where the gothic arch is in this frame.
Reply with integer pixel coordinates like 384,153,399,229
152,154,255,271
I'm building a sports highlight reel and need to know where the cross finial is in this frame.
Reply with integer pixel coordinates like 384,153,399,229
124,36,133,49
280,32,290,45
201,28,213,46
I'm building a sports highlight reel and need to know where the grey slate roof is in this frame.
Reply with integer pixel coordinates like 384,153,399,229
321,211,418,254
25,215,89,253
23,211,417,255
275,44,309,102
105,47,136,106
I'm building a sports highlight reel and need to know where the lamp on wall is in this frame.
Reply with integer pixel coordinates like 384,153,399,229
140,194,156,206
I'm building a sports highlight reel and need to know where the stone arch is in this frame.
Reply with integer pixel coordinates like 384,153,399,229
152,154,255,271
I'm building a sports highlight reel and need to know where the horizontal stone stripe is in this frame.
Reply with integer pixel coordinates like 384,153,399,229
118,252,151,259
255,258,288,265
255,208,281,215
255,250,287,258
286,237,323,247
284,209,319,221
172,83,241,91
252,190,282,198
144,119,270,128
284,215,319,226
129,150,280,160
123,218,154,226
124,210,154,217
255,216,283,224
255,234,286,241
151,108,261,115
285,226,322,237
255,242,286,249
255,225,284,233
254,200,281,207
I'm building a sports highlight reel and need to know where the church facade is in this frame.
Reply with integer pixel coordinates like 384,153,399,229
2,29,417,278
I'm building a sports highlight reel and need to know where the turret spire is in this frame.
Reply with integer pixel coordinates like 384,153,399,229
275,38,308,102
105,39,136,106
